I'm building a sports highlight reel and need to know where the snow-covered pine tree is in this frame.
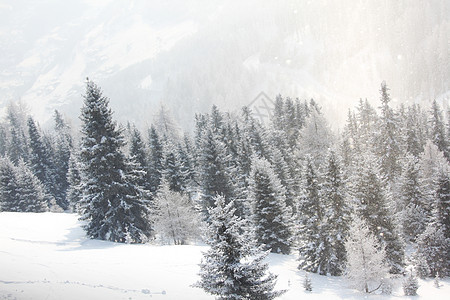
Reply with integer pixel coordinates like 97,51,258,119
403,104,426,157
345,214,389,293
355,99,378,154
321,150,351,275
66,152,82,212
154,104,181,142
435,166,450,240
297,107,333,166
198,126,235,217
0,156,19,211
298,156,326,273
415,223,449,277
303,273,312,292
0,125,6,157
419,140,448,215
240,106,270,160
153,179,199,245
414,164,450,277
162,139,183,193
349,153,405,274
6,103,29,165
15,159,49,212
129,126,152,193
403,272,419,296
51,110,73,210
176,136,197,199
147,125,164,195
375,81,402,182
267,124,299,201
195,195,285,299
249,156,292,254
78,80,151,243
27,116,57,203
398,154,428,241
430,100,449,161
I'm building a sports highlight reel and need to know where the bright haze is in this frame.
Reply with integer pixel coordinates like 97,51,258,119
1,0,449,129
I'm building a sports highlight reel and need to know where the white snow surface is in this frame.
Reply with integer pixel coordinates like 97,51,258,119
0,212,448,299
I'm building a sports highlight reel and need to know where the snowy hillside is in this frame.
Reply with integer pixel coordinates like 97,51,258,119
1,0,449,129
0,212,448,299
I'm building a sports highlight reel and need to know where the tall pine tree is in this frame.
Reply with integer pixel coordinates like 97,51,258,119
249,156,292,254
78,80,152,243
195,196,285,299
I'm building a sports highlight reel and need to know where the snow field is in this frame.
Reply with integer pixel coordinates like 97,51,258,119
0,212,448,299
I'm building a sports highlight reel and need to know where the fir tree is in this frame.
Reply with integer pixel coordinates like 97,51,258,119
399,155,428,241
51,110,73,210
198,126,235,216
27,116,58,206
129,126,151,193
403,272,419,296
6,103,29,165
349,153,405,274
435,167,450,240
0,156,19,211
15,159,49,212
321,150,350,275
298,156,326,273
154,104,181,141
195,196,285,300
148,125,164,195
249,156,292,254
162,140,183,193
298,109,332,165
430,100,449,161
66,152,82,212
78,80,152,243
177,136,197,198
375,82,402,181
303,273,312,292
415,223,449,277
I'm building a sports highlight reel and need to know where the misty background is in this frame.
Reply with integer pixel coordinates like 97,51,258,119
0,0,449,130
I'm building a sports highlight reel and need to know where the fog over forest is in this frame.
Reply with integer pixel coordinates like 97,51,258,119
0,0,449,129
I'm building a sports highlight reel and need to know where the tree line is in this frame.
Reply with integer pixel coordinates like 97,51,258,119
0,81,448,296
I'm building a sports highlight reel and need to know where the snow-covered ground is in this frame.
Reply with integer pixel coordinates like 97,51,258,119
0,212,448,299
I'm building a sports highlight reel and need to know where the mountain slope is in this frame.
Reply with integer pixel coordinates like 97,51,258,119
1,0,449,129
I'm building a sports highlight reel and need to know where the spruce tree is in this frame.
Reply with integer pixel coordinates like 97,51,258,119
435,167,450,240
321,150,350,275
0,156,19,211
349,153,404,274
15,159,49,212
430,100,449,161
27,116,57,204
52,110,72,210
375,82,402,182
148,125,164,195
415,223,449,277
6,103,29,165
129,126,152,193
66,152,82,212
298,156,327,273
198,126,235,216
249,156,292,254
403,273,419,296
78,80,151,243
399,155,428,241
195,196,285,299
